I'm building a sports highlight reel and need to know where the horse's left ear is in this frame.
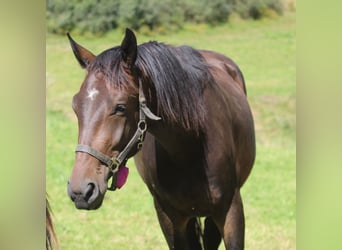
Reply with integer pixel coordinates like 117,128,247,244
121,28,137,67
67,33,95,69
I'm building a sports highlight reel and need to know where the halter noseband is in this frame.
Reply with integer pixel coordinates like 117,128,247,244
75,78,161,191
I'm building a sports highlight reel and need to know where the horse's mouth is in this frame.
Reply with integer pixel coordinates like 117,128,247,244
73,196,104,210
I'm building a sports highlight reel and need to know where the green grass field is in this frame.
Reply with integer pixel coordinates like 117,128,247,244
47,12,296,250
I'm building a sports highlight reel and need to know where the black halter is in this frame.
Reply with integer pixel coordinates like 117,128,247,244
75,78,161,191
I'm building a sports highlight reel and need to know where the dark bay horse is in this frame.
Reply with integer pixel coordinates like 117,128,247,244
67,28,255,249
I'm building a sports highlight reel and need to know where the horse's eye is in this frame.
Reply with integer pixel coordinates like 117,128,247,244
111,104,126,116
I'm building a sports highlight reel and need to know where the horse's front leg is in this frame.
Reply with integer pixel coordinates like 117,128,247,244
215,188,245,250
153,198,190,250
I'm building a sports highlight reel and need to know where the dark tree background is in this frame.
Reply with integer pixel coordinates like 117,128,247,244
46,0,283,35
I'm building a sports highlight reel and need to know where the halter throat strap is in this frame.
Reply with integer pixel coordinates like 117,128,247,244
75,78,160,190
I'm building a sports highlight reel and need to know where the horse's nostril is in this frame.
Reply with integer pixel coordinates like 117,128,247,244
85,183,95,201
67,181,77,202
70,194,76,202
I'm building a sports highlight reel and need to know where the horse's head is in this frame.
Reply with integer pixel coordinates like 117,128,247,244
66,29,159,210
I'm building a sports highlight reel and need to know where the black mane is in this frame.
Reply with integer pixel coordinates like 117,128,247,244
137,42,213,133
88,41,214,133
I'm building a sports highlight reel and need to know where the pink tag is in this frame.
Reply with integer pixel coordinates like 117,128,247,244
116,166,129,189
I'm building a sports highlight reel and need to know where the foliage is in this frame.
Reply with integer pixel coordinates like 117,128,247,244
118,0,182,33
46,0,120,35
46,0,284,35
234,0,283,19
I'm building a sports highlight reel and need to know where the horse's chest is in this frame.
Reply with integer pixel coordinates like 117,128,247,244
147,165,213,215
136,138,225,215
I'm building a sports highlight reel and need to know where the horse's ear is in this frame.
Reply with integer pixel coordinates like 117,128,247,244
67,33,95,69
120,28,137,67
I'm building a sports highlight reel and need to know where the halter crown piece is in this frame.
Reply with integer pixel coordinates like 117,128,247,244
75,77,161,191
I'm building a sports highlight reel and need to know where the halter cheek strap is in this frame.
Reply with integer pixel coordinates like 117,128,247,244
75,78,161,191
75,144,116,170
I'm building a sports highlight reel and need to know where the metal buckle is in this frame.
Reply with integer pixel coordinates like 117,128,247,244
109,158,120,173
107,158,120,191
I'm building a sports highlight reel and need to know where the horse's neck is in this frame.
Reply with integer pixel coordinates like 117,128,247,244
149,124,205,163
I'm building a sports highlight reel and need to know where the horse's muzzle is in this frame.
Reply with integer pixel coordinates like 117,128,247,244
67,180,103,210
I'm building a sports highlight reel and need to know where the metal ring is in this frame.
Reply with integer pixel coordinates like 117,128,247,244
138,120,147,132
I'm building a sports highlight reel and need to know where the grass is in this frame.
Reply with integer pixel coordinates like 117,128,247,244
46,12,296,249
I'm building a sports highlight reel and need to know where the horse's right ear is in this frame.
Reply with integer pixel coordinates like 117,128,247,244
67,33,95,69
120,28,137,68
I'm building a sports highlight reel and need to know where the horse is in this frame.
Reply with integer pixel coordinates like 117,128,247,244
67,28,255,249
46,196,59,250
